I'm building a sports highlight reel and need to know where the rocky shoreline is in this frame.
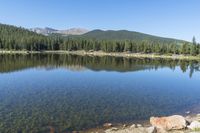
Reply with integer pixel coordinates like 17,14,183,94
86,114,200,133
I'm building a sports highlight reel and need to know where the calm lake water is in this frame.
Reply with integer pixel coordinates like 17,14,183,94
0,54,200,133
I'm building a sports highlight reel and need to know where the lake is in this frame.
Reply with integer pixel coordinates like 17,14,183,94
0,54,200,133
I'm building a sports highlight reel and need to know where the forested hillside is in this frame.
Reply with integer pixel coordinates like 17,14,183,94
75,29,183,43
0,23,200,55
0,24,62,51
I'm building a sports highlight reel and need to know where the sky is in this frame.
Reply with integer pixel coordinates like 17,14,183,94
0,0,199,42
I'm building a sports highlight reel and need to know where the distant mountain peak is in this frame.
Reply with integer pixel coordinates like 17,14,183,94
44,27,58,31
30,27,89,36
57,28,89,36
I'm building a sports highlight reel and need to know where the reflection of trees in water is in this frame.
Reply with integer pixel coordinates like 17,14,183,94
189,63,200,78
0,54,199,77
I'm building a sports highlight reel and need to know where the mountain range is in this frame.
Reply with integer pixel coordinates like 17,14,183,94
1,23,195,56
30,27,89,36
30,27,185,44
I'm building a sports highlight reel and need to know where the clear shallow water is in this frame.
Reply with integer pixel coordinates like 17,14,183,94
0,54,200,133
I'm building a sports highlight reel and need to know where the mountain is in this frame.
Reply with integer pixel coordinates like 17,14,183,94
75,29,185,43
30,27,89,36
1,23,198,56
57,28,89,36
30,27,185,44
30,27,58,35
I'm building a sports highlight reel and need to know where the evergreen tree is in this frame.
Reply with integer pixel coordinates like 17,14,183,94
192,36,197,45
0,24,199,56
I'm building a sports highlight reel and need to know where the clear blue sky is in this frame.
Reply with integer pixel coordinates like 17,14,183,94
0,0,199,42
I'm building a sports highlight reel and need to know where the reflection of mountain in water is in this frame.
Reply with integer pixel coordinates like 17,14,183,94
0,54,200,77
36,65,86,72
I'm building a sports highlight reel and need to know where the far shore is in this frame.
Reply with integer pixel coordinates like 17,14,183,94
1,50,200,60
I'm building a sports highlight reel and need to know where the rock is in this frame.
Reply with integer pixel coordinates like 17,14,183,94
186,111,191,114
187,121,200,130
170,131,184,133
197,114,200,120
137,124,142,127
150,115,187,130
110,127,118,131
105,127,118,132
146,126,157,133
156,128,167,133
103,123,113,128
185,116,193,124
130,124,136,128
105,126,148,133
122,124,127,129
132,127,147,133
123,124,127,127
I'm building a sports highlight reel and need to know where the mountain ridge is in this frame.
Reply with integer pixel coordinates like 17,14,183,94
73,29,186,44
29,26,186,44
1,23,199,57
30,27,89,36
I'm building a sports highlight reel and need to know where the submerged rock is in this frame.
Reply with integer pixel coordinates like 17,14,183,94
150,115,187,130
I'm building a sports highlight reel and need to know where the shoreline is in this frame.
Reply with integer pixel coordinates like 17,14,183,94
83,113,200,133
1,50,200,60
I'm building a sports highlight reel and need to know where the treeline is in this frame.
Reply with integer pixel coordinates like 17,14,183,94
61,38,200,55
0,24,200,56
